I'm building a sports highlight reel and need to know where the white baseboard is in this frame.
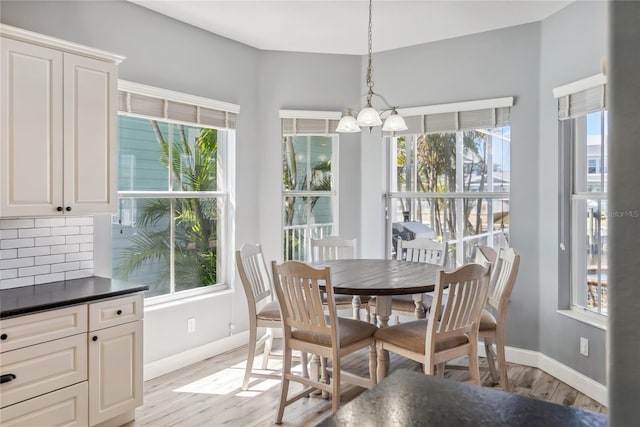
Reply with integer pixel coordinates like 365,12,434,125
144,331,249,381
479,344,607,406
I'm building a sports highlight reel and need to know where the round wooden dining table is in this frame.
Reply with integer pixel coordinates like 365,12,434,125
311,258,444,327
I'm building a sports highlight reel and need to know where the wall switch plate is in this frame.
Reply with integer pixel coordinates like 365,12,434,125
580,337,589,356
188,317,196,334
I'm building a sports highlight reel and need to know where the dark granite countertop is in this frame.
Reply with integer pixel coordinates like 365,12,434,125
0,276,149,318
319,369,607,427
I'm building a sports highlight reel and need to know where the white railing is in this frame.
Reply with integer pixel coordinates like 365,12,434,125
283,223,334,261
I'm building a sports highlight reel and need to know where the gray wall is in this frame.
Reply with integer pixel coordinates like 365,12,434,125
0,0,611,387
608,1,640,424
538,1,608,384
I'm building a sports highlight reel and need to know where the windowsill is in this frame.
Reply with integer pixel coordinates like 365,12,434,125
557,308,607,331
144,284,231,311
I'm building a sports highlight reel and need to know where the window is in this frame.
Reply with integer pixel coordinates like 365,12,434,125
281,112,341,261
386,98,512,266
111,82,238,300
555,74,608,316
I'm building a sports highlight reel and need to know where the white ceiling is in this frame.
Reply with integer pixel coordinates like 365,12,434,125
130,0,573,55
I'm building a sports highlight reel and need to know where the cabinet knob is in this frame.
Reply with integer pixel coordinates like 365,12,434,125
117,309,122,315
0,333,7,340
56,206,63,212
92,336,98,342
65,206,72,212
0,374,16,384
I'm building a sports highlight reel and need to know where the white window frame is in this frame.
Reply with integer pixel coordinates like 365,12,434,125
114,81,238,305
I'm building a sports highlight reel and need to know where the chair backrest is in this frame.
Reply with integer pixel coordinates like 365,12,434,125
474,245,497,267
236,244,274,315
398,238,448,266
271,260,337,339
486,248,520,318
310,236,357,262
426,263,490,359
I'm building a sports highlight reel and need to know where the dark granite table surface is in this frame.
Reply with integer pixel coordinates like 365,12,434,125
0,276,149,318
318,369,607,427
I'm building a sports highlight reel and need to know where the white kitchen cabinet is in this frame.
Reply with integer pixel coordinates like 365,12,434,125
0,24,123,217
0,292,144,427
88,294,144,426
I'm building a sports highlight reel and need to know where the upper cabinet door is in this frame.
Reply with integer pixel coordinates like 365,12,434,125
0,38,64,217
63,53,118,215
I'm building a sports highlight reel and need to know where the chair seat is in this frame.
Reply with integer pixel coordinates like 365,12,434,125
257,300,282,321
479,309,497,332
369,294,433,312
374,319,468,353
292,317,377,347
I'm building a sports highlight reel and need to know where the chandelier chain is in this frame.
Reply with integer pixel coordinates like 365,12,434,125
366,0,375,104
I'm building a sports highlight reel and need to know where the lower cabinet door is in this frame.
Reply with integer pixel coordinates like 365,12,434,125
0,382,88,427
89,320,143,426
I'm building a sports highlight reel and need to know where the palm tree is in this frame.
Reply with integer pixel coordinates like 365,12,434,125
116,122,218,292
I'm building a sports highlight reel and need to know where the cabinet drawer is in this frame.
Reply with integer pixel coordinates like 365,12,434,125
0,333,87,407
0,381,88,427
89,293,143,331
0,305,87,353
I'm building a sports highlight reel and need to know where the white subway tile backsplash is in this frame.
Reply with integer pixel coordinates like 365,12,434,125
0,249,17,260
1,238,34,249
65,217,94,226
35,254,66,265
18,246,50,257
51,244,80,254
19,265,51,277
65,269,93,280
0,219,35,229
66,234,93,244
51,226,80,236
0,229,18,239
0,257,34,269
35,236,66,246
18,227,51,238
34,218,65,227
51,261,80,273
0,269,17,280
34,272,65,284
1,276,35,289
66,251,92,262
0,215,94,289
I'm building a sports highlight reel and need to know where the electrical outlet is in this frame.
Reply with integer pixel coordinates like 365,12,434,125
187,317,196,334
580,337,589,356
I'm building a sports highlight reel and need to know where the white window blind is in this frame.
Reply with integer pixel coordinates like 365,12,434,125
280,110,342,135
553,74,607,120
118,80,239,129
391,97,513,135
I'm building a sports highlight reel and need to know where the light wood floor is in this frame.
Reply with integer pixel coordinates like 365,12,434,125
125,340,606,427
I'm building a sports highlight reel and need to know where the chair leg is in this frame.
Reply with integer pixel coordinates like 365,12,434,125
495,332,510,391
331,357,341,413
242,324,258,390
261,328,274,370
364,305,371,324
436,362,446,377
368,343,377,386
321,357,330,399
275,348,292,424
484,337,500,385
301,352,309,378
376,345,387,382
468,339,481,386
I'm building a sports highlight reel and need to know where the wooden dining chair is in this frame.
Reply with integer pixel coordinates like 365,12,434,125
311,236,370,322
271,260,377,423
479,247,520,391
369,238,448,323
374,263,490,384
235,243,307,391
475,244,497,267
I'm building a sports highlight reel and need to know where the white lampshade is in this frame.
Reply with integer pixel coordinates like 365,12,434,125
382,110,408,132
356,107,382,127
336,114,361,133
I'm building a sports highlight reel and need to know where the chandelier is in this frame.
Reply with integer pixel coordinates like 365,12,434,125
336,0,408,133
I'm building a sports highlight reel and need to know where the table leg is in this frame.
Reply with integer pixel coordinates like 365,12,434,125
352,295,362,320
310,354,321,396
375,296,392,373
412,293,426,318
